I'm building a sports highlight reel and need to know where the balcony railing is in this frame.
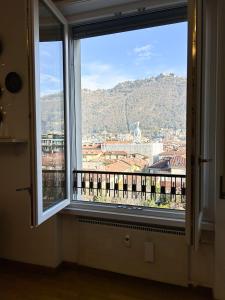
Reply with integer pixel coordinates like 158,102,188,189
42,170,66,210
41,170,186,209
73,170,186,209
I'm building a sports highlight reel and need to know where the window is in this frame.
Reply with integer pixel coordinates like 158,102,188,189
72,10,188,213
30,0,70,225
31,0,206,228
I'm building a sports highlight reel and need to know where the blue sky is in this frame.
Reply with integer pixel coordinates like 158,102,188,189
81,22,187,90
40,21,187,94
40,42,64,96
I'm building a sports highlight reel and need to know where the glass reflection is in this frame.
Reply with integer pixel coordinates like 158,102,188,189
39,1,66,211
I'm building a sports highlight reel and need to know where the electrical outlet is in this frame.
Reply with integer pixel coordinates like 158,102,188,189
123,234,131,248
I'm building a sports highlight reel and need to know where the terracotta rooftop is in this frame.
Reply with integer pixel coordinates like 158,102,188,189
104,160,131,172
121,158,147,169
149,156,186,170
159,150,186,157
82,149,103,155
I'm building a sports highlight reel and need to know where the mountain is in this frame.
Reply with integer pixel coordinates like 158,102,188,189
41,92,65,134
82,73,186,136
41,74,187,137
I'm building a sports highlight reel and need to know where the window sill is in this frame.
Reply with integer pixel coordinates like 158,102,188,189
62,201,185,228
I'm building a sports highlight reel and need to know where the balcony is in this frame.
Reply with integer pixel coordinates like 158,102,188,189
41,170,186,210
73,170,186,210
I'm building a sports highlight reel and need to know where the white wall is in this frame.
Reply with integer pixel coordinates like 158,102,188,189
62,214,214,288
62,215,189,286
0,0,62,267
190,233,214,288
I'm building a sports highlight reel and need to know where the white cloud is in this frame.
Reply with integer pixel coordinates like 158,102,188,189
134,44,153,59
81,62,132,90
40,74,61,84
40,74,63,96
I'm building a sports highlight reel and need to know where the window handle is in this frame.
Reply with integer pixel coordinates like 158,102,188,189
220,176,225,199
16,187,31,193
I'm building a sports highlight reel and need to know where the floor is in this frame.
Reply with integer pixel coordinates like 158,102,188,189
0,261,213,300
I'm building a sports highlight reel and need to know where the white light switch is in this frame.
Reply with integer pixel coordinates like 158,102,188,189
144,242,154,263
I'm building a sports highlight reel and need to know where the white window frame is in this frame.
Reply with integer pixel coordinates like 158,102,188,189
67,15,188,228
29,0,71,226
28,0,215,235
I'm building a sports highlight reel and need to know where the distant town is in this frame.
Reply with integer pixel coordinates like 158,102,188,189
41,74,186,209
41,124,186,175
41,74,187,175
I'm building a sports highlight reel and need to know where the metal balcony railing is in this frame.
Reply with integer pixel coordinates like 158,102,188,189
41,170,186,209
73,170,186,209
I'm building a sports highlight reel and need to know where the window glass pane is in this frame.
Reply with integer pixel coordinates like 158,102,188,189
78,22,187,210
39,1,66,211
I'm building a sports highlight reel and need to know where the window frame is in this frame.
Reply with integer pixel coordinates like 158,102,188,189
29,0,71,226
27,0,215,239
68,8,188,228
65,200,185,228
71,4,187,39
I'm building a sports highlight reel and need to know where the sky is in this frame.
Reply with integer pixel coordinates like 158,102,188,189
40,42,64,96
39,21,188,94
81,22,188,90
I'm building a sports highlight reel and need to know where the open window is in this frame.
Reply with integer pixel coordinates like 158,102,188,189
29,0,71,226
70,4,188,225
28,0,211,243
29,0,190,227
